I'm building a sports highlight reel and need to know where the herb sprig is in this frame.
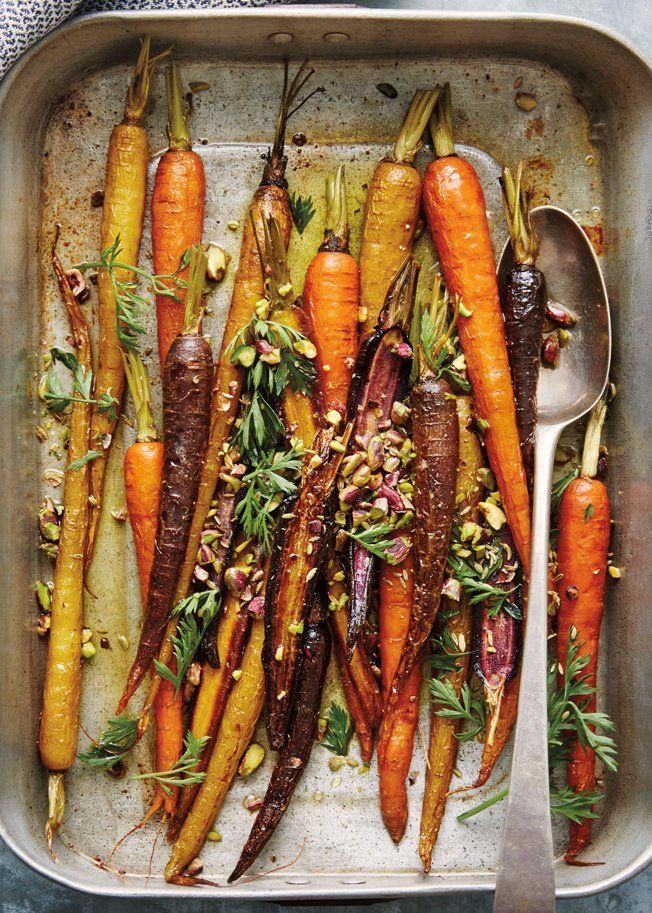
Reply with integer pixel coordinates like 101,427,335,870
76,235,183,352
345,516,412,565
235,446,303,552
429,678,486,742
321,702,354,756
153,590,221,694
289,192,316,235
448,549,520,619
133,731,208,794
78,715,138,769
41,347,119,421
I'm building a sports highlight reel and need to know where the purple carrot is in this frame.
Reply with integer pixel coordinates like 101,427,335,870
344,259,417,656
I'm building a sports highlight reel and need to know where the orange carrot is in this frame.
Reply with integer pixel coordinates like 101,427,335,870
304,165,359,417
422,84,531,574
556,398,611,862
152,63,206,366
359,90,438,336
86,38,165,569
377,547,421,842
122,352,182,819
304,167,381,751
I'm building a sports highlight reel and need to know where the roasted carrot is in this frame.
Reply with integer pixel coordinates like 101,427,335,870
359,89,438,335
343,258,418,655
303,166,381,747
500,162,547,487
556,397,611,862
122,352,183,819
140,62,315,732
39,249,93,845
166,538,260,840
377,546,421,842
152,63,206,366
165,617,266,885
86,38,164,569
389,277,459,699
229,595,331,882
304,165,359,418
117,247,214,711
422,84,531,573
419,394,481,870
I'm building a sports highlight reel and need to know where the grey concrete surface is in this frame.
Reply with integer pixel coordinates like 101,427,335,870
1,0,649,910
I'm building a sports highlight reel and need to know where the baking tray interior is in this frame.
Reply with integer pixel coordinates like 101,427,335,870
0,8,650,901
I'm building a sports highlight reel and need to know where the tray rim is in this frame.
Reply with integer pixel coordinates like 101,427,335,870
0,4,650,902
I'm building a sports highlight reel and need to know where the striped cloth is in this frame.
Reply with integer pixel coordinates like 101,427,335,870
0,0,293,78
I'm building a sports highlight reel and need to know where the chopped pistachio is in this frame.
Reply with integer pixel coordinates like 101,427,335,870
294,338,317,359
238,743,265,778
274,645,284,661
516,91,538,111
328,756,343,772
36,580,52,613
479,499,507,531
288,620,305,635
207,831,222,843
81,641,96,660
232,668,243,681
117,634,130,651
608,565,622,579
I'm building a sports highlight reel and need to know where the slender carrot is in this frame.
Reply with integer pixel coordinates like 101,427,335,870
377,546,421,842
359,90,439,335
117,247,214,712
303,166,382,745
152,63,206,367
419,395,481,871
139,62,316,733
304,165,359,418
556,398,610,862
39,248,93,846
122,352,182,819
167,538,260,840
86,38,165,569
165,618,266,885
422,84,531,573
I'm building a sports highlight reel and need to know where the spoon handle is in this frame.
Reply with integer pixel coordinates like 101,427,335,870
493,423,559,913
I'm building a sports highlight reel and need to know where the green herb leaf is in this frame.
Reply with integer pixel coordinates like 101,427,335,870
429,679,486,742
345,518,412,564
321,701,355,756
133,730,209,794
67,449,102,472
235,447,303,552
153,590,221,695
551,465,579,514
78,715,138,769
549,785,602,824
289,192,316,235
584,502,594,523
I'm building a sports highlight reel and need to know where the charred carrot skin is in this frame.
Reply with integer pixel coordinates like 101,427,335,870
86,40,161,569
390,375,458,699
39,253,92,776
419,395,481,870
423,88,531,574
556,472,610,861
229,596,331,882
377,547,422,842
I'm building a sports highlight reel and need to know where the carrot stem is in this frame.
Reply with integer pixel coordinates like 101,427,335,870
392,88,440,164
581,395,608,478
124,36,171,124
165,63,192,152
501,162,537,266
429,82,454,157
121,351,157,442
182,245,208,334
322,165,349,252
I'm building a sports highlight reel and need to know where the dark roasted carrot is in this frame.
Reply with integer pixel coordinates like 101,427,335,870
141,64,315,732
39,248,93,845
332,625,376,763
423,84,531,573
556,397,610,862
152,63,206,366
117,247,213,712
500,162,547,487
419,394,481,870
122,352,182,818
228,595,331,882
359,90,438,335
377,546,421,842
86,38,165,569
388,277,459,699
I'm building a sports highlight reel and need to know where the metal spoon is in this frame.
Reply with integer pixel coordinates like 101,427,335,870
493,205,611,913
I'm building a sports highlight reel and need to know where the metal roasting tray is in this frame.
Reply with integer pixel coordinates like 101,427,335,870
0,6,650,902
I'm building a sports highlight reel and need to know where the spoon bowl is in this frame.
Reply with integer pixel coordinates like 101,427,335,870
498,205,611,426
493,206,611,913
